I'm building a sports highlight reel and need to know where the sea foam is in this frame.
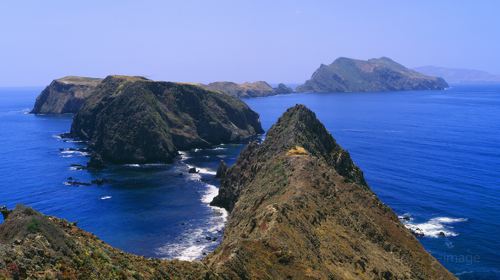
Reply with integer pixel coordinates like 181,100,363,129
399,214,467,238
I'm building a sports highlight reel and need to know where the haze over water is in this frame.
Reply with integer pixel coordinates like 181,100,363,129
0,85,499,279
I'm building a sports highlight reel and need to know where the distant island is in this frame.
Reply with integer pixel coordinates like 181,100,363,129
296,57,448,93
68,75,263,167
414,66,500,84
0,105,455,279
31,76,102,114
202,81,293,98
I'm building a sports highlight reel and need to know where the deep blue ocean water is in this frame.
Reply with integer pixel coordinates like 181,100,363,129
0,85,499,279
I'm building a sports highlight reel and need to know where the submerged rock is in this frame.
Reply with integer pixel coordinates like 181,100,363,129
296,57,449,93
188,167,199,174
70,75,263,166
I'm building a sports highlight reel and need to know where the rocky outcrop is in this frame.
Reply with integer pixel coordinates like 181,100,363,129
297,57,449,93
70,75,263,165
31,76,102,114
215,160,228,178
0,105,455,279
203,81,293,98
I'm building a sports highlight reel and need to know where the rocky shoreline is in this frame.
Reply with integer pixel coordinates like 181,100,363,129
0,105,456,279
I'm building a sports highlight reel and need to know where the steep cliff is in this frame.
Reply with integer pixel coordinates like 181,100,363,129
70,75,263,166
31,76,102,114
297,57,448,93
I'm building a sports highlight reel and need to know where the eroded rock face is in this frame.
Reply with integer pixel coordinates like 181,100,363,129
203,81,293,98
70,75,263,165
296,57,449,93
0,105,455,279
209,105,455,279
31,76,102,114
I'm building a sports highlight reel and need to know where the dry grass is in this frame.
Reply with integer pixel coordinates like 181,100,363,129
287,146,308,156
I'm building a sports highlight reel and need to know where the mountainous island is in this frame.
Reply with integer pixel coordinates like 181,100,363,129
203,81,293,98
30,76,102,114
296,57,449,93
0,105,455,279
414,65,500,84
69,75,263,167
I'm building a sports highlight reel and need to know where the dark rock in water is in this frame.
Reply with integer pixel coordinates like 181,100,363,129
203,81,294,98
70,75,263,166
296,57,449,93
0,206,11,220
438,231,446,237
188,167,199,174
70,164,87,170
215,160,228,178
65,178,91,186
31,76,102,114
401,214,411,221
87,153,105,169
91,178,108,185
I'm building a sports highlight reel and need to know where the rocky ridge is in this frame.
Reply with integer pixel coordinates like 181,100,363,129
297,57,448,93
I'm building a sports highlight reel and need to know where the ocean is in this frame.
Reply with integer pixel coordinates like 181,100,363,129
0,85,499,279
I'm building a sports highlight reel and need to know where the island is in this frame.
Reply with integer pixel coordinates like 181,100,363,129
203,81,293,98
414,65,500,84
296,57,449,93
30,76,102,114
0,105,455,279
69,75,264,167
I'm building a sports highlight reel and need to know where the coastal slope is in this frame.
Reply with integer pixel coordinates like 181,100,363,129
203,81,293,98
70,75,263,166
297,57,448,93
31,76,102,114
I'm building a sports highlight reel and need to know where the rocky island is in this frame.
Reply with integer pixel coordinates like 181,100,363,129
203,81,293,98
70,75,263,167
31,76,102,114
296,57,449,93
0,105,455,279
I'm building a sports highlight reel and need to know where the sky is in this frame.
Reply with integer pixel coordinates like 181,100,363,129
1,0,500,86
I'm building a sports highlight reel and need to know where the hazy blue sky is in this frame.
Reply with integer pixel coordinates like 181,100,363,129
1,0,499,86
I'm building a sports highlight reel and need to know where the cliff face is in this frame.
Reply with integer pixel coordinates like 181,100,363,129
0,105,455,279
296,57,449,93
203,81,293,98
31,76,102,114
208,105,455,279
70,75,263,165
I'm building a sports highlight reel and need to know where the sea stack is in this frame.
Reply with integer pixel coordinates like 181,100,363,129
70,75,264,165
31,76,102,114
296,57,448,93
